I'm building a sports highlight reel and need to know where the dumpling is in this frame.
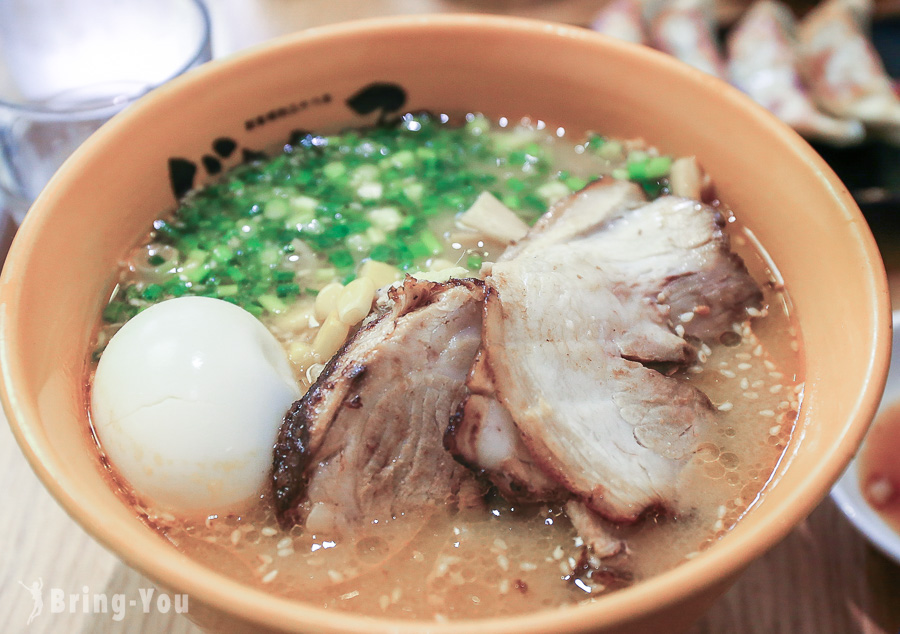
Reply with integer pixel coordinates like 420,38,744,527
795,0,900,142
727,0,864,145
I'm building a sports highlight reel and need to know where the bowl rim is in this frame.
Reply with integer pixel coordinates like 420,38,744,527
830,310,900,566
0,12,892,633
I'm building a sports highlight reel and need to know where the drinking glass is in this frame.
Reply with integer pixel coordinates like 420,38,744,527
0,0,212,224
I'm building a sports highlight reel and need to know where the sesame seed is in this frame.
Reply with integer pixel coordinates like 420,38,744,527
261,570,278,584
379,595,391,611
701,343,712,356
520,562,538,571
790,340,799,352
769,384,783,393
753,344,763,356
769,425,781,435
277,548,294,558
276,537,292,549
744,392,759,400
261,527,278,537
740,378,750,390
230,529,241,546
675,324,685,337
760,410,775,417
747,307,761,317
340,591,360,600
738,363,752,371
717,402,734,412
493,538,508,551
719,369,736,378
391,588,403,603
866,477,894,507
680,311,695,322
497,555,510,571
499,579,510,594
713,519,724,531
752,379,765,389
552,545,565,560
328,570,345,583
736,352,752,361
764,360,777,371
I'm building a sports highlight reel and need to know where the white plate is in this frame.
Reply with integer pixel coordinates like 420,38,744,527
830,310,900,565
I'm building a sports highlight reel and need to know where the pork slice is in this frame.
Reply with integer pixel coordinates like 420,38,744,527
467,182,761,522
444,180,649,503
500,178,647,261
272,277,485,536
565,500,626,559
445,349,565,502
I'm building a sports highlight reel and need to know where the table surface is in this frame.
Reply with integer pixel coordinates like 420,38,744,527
3,1,900,632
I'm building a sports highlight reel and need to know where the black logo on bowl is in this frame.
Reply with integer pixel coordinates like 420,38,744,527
346,83,407,125
167,82,407,200
244,93,332,132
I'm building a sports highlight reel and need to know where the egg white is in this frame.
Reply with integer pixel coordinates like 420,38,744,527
91,296,302,517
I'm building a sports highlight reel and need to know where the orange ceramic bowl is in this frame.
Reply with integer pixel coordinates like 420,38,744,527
0,14,891,634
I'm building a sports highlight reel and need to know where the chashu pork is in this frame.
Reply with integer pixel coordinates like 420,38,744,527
272,277,485,536
448,179,762,523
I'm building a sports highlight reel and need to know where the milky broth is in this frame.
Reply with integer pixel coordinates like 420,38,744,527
89,117,803,620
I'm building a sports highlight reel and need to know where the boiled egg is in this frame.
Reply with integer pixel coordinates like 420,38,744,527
91,296,302,517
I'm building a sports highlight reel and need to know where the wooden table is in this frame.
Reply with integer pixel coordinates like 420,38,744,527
3,1,900,632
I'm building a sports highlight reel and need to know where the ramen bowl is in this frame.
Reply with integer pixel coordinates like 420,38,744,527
0,14,891,634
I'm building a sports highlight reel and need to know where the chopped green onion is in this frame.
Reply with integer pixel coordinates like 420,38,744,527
276,283,300,297
258,294,287,314
329,249,355,269
141,284,163,301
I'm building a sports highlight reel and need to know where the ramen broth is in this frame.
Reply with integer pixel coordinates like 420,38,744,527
89,114,803,619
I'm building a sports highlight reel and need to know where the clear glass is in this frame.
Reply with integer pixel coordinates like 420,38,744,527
0,0,212,223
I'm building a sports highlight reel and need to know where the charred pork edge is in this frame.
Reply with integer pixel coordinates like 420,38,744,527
272,276,484,528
